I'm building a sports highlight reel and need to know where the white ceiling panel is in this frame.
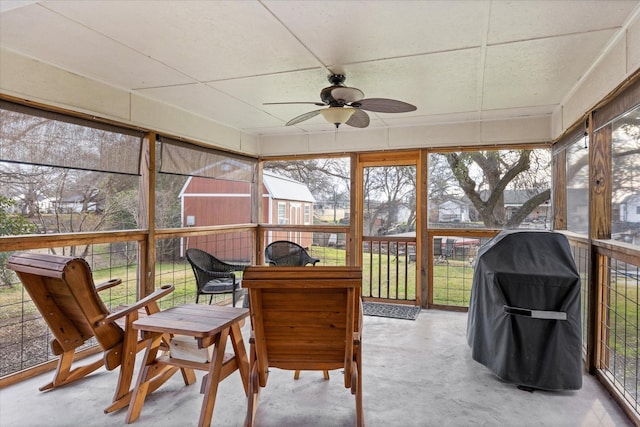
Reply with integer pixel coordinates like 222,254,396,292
482,29,618,110
209,69,329,122
0,4,194,89
1,0,638,137
341,49,481,116
263,0,489,66
137,83,283,129
488,0,639,44
0,1,38,13
44,0,322,82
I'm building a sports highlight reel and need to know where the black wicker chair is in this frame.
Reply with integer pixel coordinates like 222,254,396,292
264,241,320,266
186,248,246,306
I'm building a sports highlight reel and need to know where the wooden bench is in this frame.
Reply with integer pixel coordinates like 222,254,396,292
242,266,364,427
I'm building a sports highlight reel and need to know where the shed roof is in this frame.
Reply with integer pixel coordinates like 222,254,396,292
264,171,315,203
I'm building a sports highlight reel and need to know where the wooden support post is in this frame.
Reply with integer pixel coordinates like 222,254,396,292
139,132,156,297
553,149,567,230
253,162,263,265
349,153,358,267
587,116,611,374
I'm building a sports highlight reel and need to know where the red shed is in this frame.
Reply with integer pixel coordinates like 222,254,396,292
180,171,315,261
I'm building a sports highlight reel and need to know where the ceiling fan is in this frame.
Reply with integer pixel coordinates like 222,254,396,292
264,74,417,128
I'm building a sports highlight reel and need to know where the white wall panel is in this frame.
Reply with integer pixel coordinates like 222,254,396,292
562,37,627,134
0,48,130,121
389,122,481,148
259,116,550,156
0,49,258,156
130,93,252,154
551,106,564,140
627,14,640,74
481,116,551,144
556,14,639,139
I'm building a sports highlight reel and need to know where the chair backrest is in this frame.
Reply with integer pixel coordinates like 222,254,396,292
186,248,237,272
7,252,123,354
445,238,456,256
433,238,443,257
186,248,234,287
242,266,362,385
264,241,319,266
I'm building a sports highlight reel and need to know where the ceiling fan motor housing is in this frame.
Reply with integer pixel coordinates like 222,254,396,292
321,74,347,106
328,74,346,85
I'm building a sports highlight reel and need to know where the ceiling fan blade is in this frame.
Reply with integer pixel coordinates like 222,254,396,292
356,98,417,113
331,87,365,103
346,109,370,128
286,109,322,126
264,101,326,106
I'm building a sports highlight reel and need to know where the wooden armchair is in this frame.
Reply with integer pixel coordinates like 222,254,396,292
264,240,320,266
7,252,176,414
242,266,364,427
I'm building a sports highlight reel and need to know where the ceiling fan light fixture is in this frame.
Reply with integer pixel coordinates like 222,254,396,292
320,107,355,128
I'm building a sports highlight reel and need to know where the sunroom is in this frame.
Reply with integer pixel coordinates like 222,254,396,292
0,1,639,426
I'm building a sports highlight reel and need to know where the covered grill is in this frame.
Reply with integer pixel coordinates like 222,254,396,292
466,230,582,391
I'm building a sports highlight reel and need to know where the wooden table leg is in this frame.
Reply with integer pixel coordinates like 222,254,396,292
229,322,250,395
198,328,229,427
125,334,164,424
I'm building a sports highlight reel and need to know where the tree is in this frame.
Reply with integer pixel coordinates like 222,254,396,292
264,158,351,223
0,195,36,286
363,165,416,235
265,150,550,231
442,149,551,228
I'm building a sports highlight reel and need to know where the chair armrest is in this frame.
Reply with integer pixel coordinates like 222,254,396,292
96,278,122,292
99,284,175,325
230,263,247,272
201,270,236,280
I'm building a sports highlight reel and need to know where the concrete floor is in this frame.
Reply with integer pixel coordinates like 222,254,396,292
0,309,633,427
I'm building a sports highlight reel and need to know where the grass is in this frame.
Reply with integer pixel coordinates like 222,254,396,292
432,260,475,306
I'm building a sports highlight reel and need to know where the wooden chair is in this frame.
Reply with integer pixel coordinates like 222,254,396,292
264,240,325,380
264,240,320,266
242,266,364,427
186,248,246,306
6,252,178,414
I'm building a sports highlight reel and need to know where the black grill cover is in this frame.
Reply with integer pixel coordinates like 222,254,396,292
466,230,582,390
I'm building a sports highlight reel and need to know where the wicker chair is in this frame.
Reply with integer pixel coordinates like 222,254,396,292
186,248,246,306
264,240,320,266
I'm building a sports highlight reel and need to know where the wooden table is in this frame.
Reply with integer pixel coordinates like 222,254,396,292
125,304,250,426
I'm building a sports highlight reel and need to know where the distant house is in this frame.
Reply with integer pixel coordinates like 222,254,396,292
35,195,55,214
502,190,551,223
620,193,640,223
438,200,470,222
567,188,589,232
54,195,98,214
179,171,315,261
436,190,551,225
